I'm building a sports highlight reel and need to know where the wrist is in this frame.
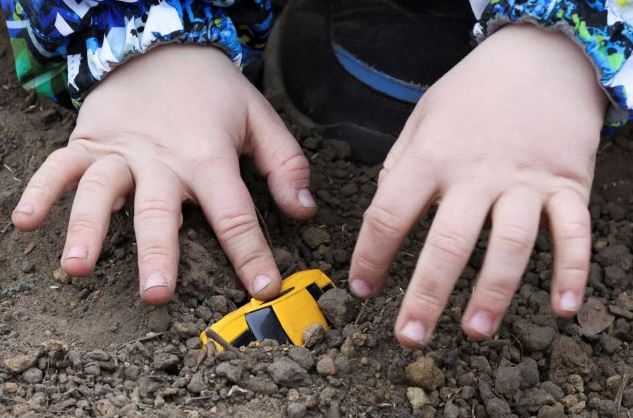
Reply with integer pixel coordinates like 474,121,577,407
485,24,607,117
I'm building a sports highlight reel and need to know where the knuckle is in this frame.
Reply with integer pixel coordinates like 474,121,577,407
138,244,173,265
353,252,387,276
41,149,73,178
559,265,588,281
234,249,270,278
23,182,53,202
425,229,471,264
402,150,434,169
79,171,112,194
476,281,513,310
216,211,260,245
272,152,310,188
135,199,177,223
279,152,309,173
191,157,232,185
559,220,590,242
409,284,446,313
494,224,533,253
68,217,101,237
363,205,405,241
45,148,69,168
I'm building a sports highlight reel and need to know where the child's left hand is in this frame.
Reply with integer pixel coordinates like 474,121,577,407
349,24,608,347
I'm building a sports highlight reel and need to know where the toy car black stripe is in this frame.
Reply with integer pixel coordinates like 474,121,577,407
232,328,257,348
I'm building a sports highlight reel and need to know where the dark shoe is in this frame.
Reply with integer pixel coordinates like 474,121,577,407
264,0,475,164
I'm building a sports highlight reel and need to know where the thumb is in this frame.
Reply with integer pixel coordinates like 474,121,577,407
247,98,317,220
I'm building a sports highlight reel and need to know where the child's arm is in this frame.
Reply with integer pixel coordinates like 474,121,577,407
350,23,610,347
471,0,633,134
0,0,271,108
4,1,317,305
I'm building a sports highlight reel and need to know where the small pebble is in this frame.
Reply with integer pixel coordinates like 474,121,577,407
287,402,307,418
406,387,429,412
303,324,326,348
147,309,171,332
187,372,207,394
301,227,330,249
288,346,314,370
316,355,336,376
22,367,43,384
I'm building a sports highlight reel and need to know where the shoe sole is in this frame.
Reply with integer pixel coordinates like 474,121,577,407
263,3,398,165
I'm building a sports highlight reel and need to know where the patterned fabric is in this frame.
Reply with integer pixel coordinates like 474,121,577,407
0,0,272,109
470,0,633,133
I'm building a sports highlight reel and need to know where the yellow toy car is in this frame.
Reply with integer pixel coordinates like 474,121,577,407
200,270,334,352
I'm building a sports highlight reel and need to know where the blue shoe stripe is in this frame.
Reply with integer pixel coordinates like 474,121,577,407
332,43,425,104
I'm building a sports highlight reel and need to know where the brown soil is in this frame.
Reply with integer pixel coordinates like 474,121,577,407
1,18,633,418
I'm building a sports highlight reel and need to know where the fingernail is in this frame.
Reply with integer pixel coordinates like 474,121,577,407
14,203,34,216
253,274,273,295
401,320,426,345
349,279,372,298
469,312,494,336
297,188,317,208
64,245,87,260
144,273,169,292
560,291,580,312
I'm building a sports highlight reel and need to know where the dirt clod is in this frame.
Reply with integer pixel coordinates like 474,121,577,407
274,247,294,271
301,227,330,249
405,356,445,390
303,324,326,348
549,336,595,384
216,360,245,383
172,321,199,338
288,346,314,370
316,355,336,376
153,352,180,371
187,372,207,393
147,309,171,332
84,363,101,376
406,387,429,412
267,357,310,387
287,402,308,418
519,358,540,388
588,398,617,416
494,366,522,396
208,295,229,314
318,288,360,329
521,325,556,351
480,379,512,418
22,367,42,383
578,297,615,336
537,403,565,418
596,244,633,271
4,351,40,373
52,267,71,284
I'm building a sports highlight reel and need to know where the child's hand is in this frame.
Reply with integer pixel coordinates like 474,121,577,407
12,45,317,305
350,25,607,347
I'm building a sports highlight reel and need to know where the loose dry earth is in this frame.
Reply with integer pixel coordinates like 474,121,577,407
1,17,633,418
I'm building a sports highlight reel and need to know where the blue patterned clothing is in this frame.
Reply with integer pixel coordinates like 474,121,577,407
0,0,272,108
2,0,633,132
470,0,633,133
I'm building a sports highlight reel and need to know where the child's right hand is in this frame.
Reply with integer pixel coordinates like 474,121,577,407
12,45,317,305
